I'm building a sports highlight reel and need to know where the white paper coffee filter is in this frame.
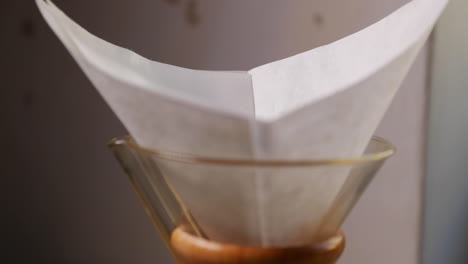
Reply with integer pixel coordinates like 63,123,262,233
37,0,448,247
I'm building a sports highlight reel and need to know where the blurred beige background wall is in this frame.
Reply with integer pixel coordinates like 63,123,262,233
2,1,427,263
424,0,468,263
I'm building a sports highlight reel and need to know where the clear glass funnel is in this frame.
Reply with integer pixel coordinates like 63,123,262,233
108,136,394,263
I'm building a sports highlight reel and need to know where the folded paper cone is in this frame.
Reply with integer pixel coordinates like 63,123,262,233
38,0,448,247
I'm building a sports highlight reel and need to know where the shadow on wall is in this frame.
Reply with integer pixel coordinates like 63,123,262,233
424,0,468,263
163,0,201,26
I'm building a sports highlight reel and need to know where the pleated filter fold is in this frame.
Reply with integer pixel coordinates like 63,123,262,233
37,0,448,247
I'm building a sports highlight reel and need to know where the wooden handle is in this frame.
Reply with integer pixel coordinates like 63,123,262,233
170,226,345,264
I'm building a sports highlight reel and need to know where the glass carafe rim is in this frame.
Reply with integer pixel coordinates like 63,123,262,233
108,136,395,167
108,135,395,167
